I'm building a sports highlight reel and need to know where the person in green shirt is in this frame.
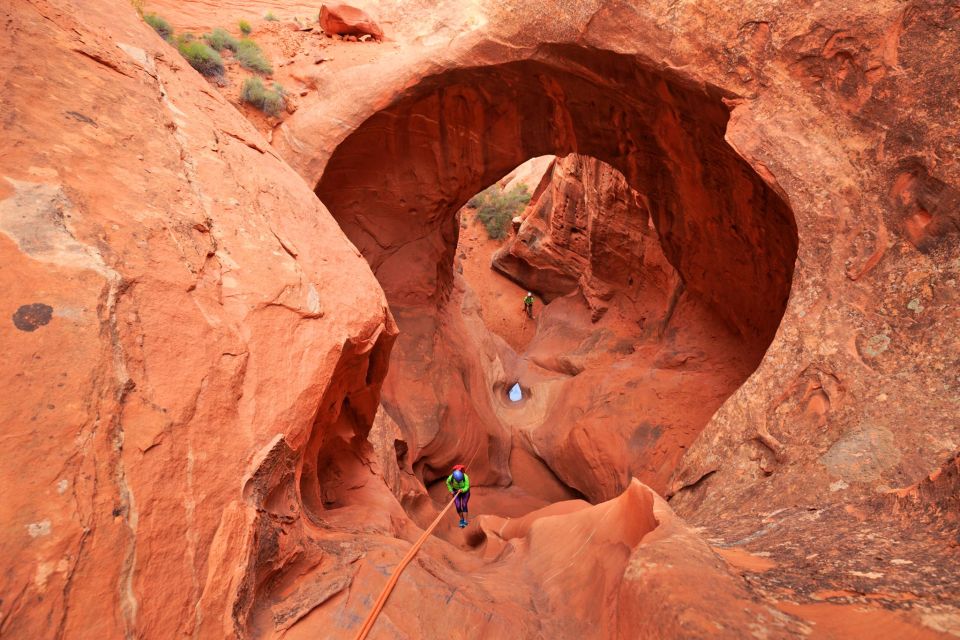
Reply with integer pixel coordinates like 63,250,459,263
523,292,534,318
446,465,471,528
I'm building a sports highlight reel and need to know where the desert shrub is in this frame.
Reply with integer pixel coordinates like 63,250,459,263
240,77,286,116
236,38,272,74
130,0,145,17
469,184,531,240
177,40,224,77
204,27,239,52
264,12,278,21
143,13,173,41
240,77,265,103
238,19,252,35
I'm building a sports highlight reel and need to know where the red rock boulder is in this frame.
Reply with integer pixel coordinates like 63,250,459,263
319,4,383,41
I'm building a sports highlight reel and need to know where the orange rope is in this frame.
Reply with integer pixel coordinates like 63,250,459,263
352,490,462,640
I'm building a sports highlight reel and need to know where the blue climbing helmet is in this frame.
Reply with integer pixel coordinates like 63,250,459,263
453,469,464,482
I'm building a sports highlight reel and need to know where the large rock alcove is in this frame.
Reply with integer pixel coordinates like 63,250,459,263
315,48,798,506
3,0,958,638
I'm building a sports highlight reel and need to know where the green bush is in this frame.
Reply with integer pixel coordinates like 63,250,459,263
469,184,531,240
236,38,272,74
143,13,173,41
240,77,286,116
204,27,239,52
177,40,224,77
264,12,278,21
238,19,252,35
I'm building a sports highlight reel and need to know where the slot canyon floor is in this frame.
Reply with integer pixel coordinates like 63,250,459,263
1,1,959,639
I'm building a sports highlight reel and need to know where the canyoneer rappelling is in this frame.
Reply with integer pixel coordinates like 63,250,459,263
446,464,471,527
523,291,535,318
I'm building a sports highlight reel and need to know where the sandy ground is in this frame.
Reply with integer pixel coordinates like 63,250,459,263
455,210,539,353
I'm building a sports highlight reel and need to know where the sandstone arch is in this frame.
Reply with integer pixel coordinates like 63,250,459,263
316,47,798,341
4,0,958,637
313,47,798,501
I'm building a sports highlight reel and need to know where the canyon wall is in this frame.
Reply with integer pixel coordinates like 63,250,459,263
294,0,959,634
0,2,394,637
285,0,959,529
1,0,957,638
452,154,771,501
493,154,682,321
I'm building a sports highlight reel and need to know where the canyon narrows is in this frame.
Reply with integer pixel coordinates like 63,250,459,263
1,0,958,639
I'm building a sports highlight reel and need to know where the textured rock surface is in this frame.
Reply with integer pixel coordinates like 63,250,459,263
493,154,682,318
2,0,958,638
0,1,394,637
298,0,959,635
319,4,384,41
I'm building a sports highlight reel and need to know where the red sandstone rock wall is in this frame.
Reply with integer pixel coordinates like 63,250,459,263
493,154,682,323
295,0,958,634
288,0,957,523
0,1,394,636
3,0,959,638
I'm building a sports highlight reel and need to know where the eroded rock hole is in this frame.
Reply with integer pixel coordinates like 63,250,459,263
315,49,797,534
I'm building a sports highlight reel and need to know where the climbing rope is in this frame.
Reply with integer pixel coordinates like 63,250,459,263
354,443,482,639
352,490,462,640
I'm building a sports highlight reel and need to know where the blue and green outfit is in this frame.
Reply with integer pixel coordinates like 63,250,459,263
446,472,471,527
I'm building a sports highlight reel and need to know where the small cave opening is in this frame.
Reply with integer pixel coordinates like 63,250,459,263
315,46,798,537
